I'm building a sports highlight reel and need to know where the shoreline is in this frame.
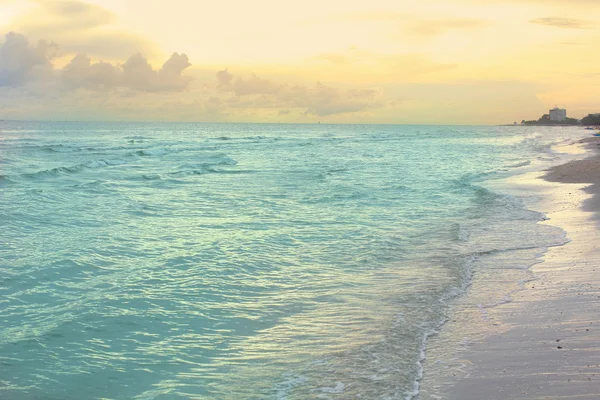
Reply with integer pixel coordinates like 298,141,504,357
416,136,600,399
544,137,600,220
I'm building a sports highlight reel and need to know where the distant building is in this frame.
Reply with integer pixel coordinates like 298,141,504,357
549,107,567,121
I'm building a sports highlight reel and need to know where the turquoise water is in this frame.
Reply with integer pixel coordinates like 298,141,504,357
0,122,583,399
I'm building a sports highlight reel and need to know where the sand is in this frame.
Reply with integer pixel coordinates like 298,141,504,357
545,137,600,218
545,137,600,185
417,136,600,399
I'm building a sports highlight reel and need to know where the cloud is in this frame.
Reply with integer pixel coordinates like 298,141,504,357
311,48,457,82
63,52,192,91
216,70,383,116
0,31,383,120
202,96,226,115
160,53,192,80
54,31,156,61
232,74,282,96
0,82,232,122
342,12,487,37
472,0,600,4
122,52,192,91
7,0,155,59
407,18,487,37
0,31,191,91
34,0,116,31
303,84,382,116
61,54,121,88
529,17,593,29
216,68,233,89
313,53,348,65
0,32,57,86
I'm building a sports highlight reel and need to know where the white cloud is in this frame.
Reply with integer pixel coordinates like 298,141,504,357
61,54,120,88
0,32,384,120
0,30,192,92
0,31,57,86
121,52,192,91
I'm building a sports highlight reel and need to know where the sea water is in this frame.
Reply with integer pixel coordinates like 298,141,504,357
0,122,587,399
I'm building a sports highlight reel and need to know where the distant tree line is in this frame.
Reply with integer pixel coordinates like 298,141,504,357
520,112,600,126
581,114,600,125
521,114,579,125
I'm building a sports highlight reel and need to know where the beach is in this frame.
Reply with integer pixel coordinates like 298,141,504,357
418,136,600,399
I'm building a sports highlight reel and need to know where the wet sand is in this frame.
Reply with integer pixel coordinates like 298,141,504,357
417,136,600,399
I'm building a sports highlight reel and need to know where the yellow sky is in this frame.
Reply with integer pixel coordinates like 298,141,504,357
1,0,599,123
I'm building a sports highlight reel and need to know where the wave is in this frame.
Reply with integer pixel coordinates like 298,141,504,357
453,170,497,187
140,174,163,181
179,156,238,169
409,220,567,399
6,143,82,153
121,174,193,186
124,136,152,140
169,167,250,177
13,142,155,155
67,180,121,194
316,167,351,180
134,148,170,157
18,159,128,180
40,144,82,153
161,155,239,177
512,134,556,154
453,173,545,222
505,160,531,169
6,150,240,183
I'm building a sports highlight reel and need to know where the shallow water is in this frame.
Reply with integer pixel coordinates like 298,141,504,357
0,122,586,399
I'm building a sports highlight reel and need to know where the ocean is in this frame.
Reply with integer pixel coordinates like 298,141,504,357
0,122,587,399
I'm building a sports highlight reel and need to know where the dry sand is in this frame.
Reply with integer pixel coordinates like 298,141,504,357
417,136,600,400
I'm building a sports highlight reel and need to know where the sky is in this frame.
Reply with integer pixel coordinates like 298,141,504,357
0,0,599,124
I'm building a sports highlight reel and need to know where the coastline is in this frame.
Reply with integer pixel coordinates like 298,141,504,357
544,137,600,219
417,136,600,399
